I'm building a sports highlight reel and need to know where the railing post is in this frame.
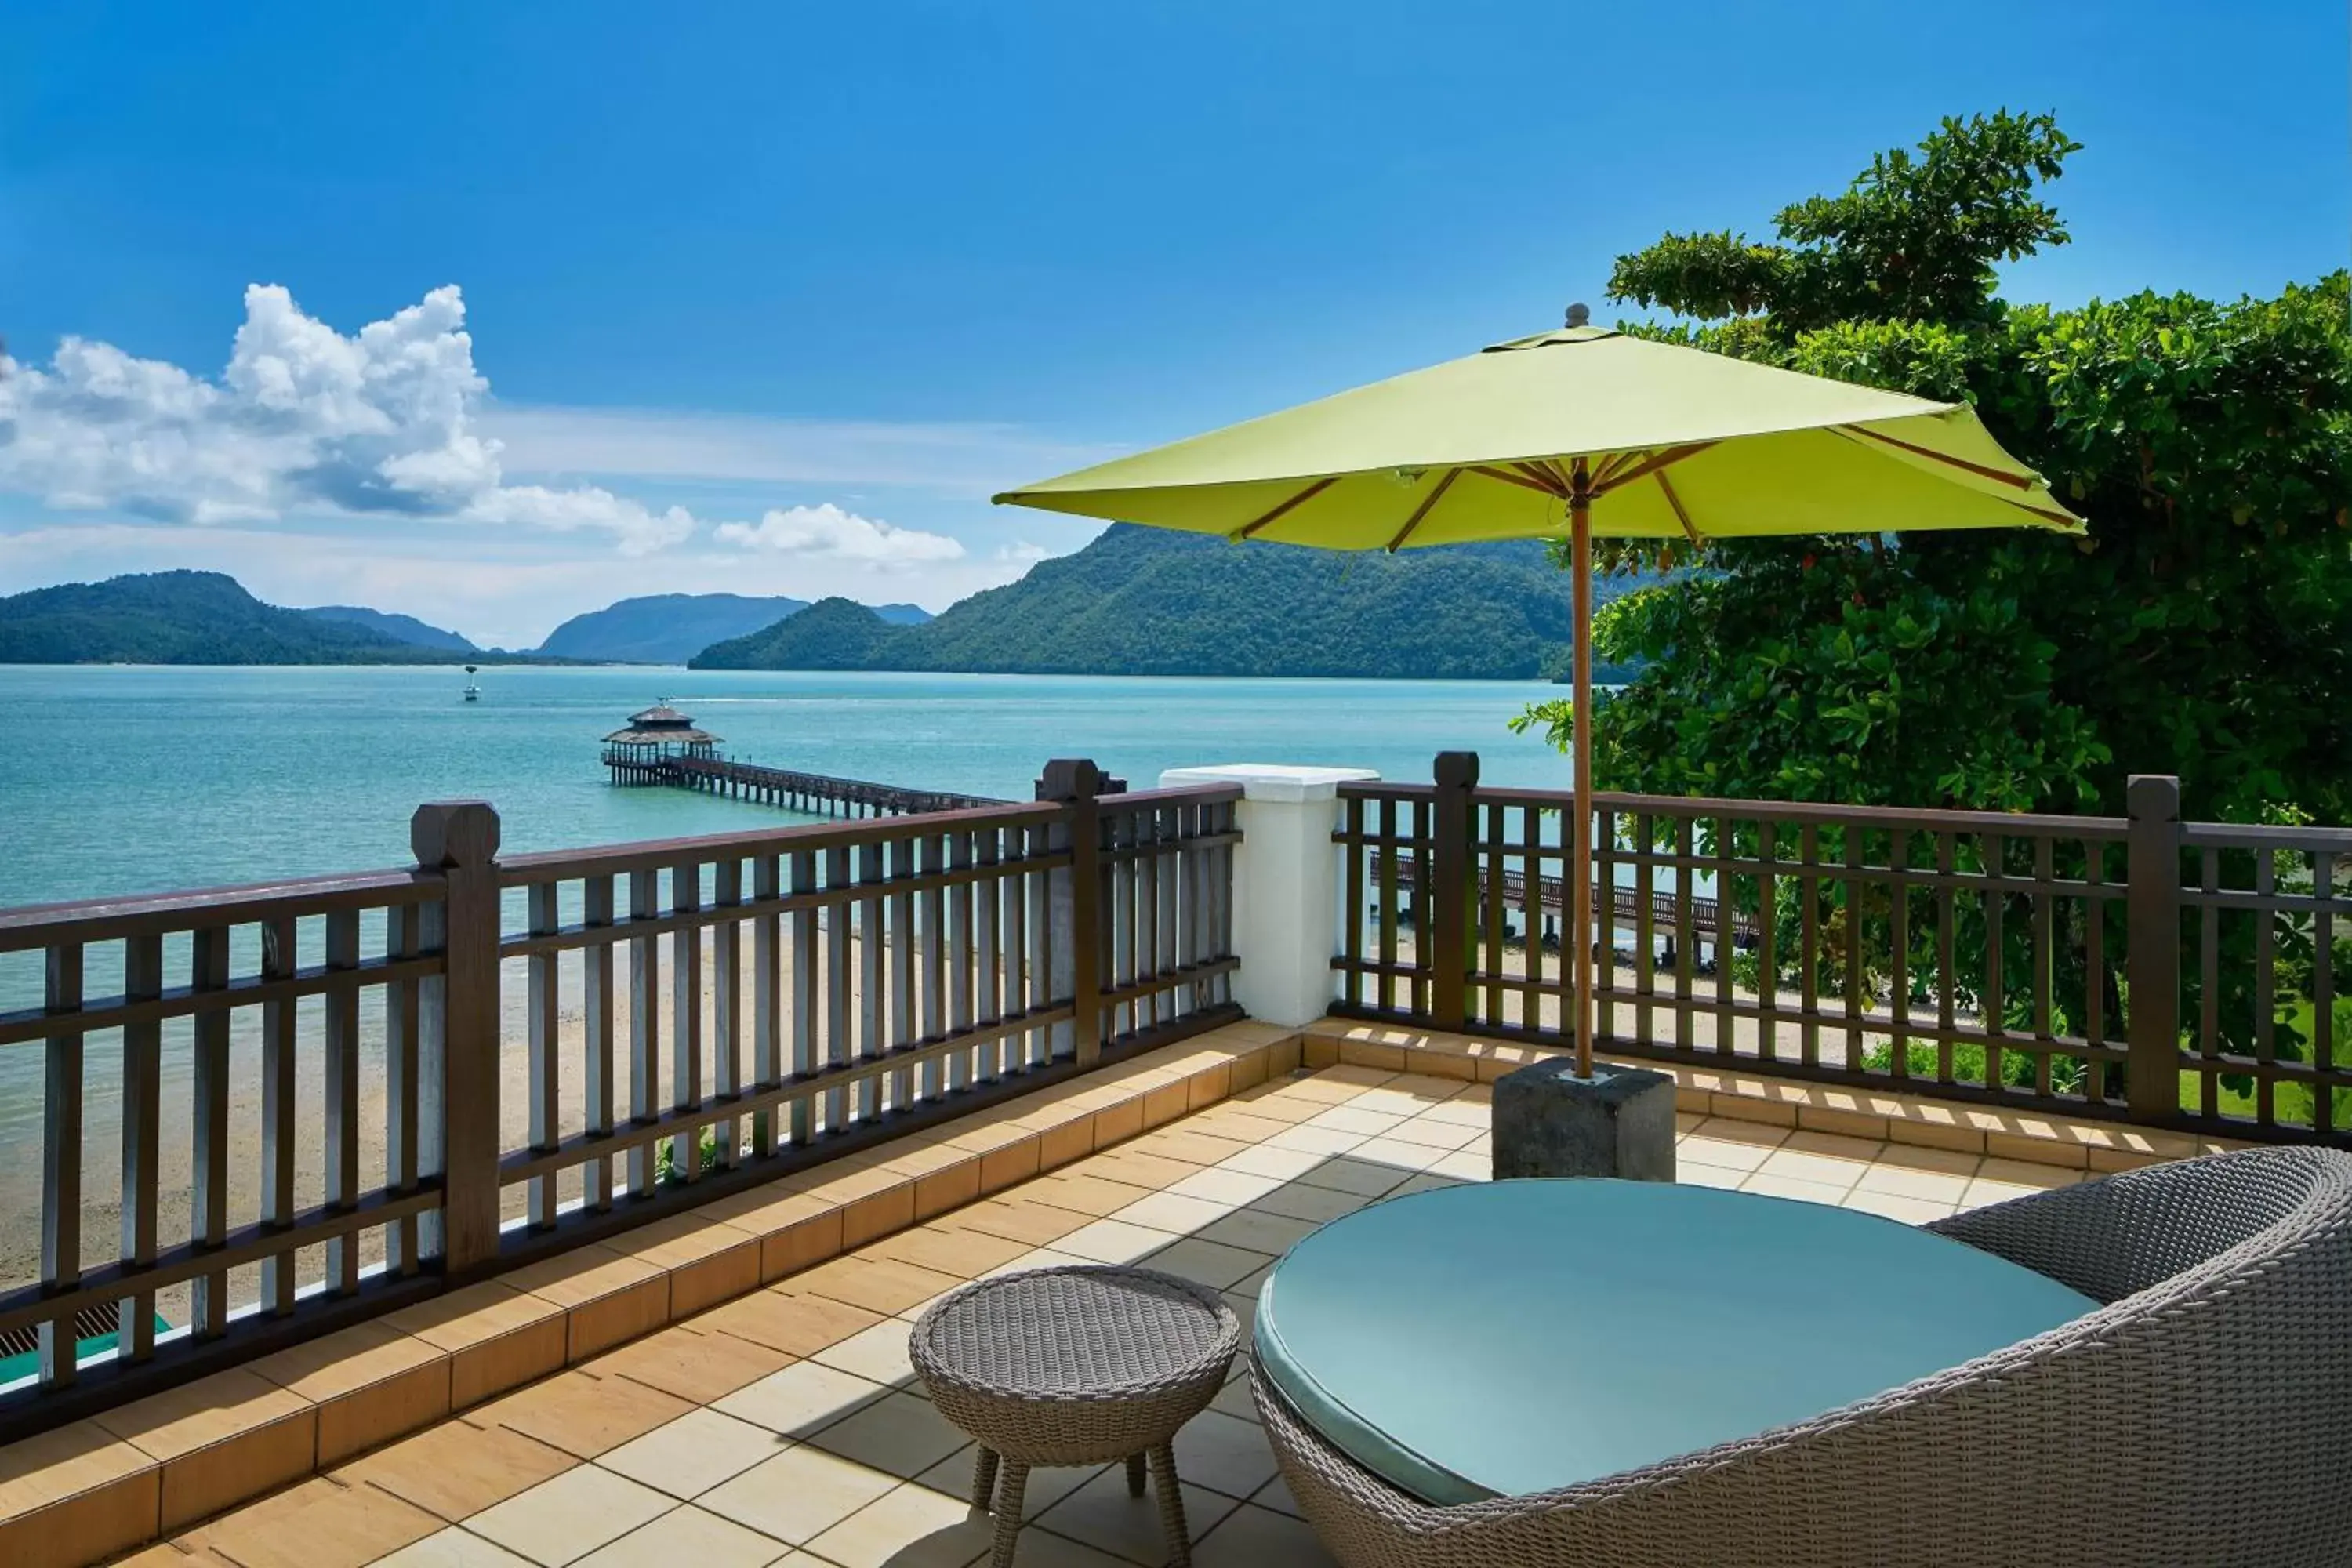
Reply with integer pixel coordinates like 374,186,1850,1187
1430,751,1479,1033
2125,775,2183,1122
412,800,503,1276
1039,760,1105,1066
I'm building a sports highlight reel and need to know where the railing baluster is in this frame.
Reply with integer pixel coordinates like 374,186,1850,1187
121,931,164,1356
1343,794,1364,1009
385,906,423,1275
923,831,947,1090
947,831,974,1091
1595,807,1617,1044
713,857,743,1170
1004,830,1030,1070
1678,816,1697,1051
671,860,705,1182
826,844,852,1129
2198,845,2219,1118
1842,823,1864,1072
1757,822,1779,1062
1026,822,1052,1063
527,884,561,1227
628,868,660,1196
2084,838,2107,1104
1156,807,1180,1030
1637,812,1657,1051
1984,835,2005,1094
1889,831,1911,1082
2315,852,2336,1135
583,875,615,1210
1376,798,1399,1015
260,916,298,1314
752,855,782,1157
975,829,1001,1080
1479,800,1504,1028
2254,848,2276,1127
1797,824,1819,1068
888,837,916,1110
1934,833,1956,1086
41,941,85,1385
2033,836,2055,1098
1713,815,1735,1057
791,849,820,1144
862,841,889,1119
191,924,233,1328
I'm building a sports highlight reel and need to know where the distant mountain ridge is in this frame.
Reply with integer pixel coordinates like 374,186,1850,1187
692,524,1643,681
533,593,931,664
303,604,481,652
0,571,500,666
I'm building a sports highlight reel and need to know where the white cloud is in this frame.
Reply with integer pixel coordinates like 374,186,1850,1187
994,539,1053,564
714,503,964,564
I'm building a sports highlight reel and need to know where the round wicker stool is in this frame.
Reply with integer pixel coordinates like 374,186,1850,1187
911,1264,1240,1568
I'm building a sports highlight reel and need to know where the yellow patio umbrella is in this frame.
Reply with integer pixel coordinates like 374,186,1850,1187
994,308,2080,1076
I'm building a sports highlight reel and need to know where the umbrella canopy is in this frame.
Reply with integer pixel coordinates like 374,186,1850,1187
998,325,2078,546
995,318,2079,1074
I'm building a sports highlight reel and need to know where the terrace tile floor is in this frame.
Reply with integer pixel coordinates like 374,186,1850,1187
132,1063,2076,1568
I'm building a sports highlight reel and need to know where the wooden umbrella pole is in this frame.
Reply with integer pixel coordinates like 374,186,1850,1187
1570,462,1595,1079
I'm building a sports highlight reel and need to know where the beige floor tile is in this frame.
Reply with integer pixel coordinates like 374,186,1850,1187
1025,1174,1162,1218
596,1409,786,1501
1033,1465,1240,1566
949,1199,1095,1248
1133,1127,1258,1168
470,1370,694,1461
1852,1160,1977,1204
714,1362,891,1439
1190,1501,1336,1566
1241,1185,1368,1225
1206,1377,1258,1425
584,1324,796,1406
811,1317,918,1388
571,1503,792,1568
1676,1161,1745,1190
1840,1188,1957,1225
1383,1116,1483,1152
1780,1129,1890,1163
864,1225,1033,1281
1973,1157,2085,1190
1387,1172,1466,1199
800,1481,994,1568
336,1418,578,1523
1416,1095,1492,1129
1167,1410,1279,1501
1429,1149,1490,1181
373,1526,541,1568
701,1289,884,1359
1162,1167,1287,1207
796,1257,967,1317
1248,1474,1301,1518
1754,1145,1872,1190
178,1475,443,1568
1675,1135,1780,1174
982,1526,1134,1567
466,1465,675,1567
1688,1117,1791,1151
1213,1145,1330,1182
1262,1124,1368,1157
803,1391,970,1479
1870,1142,1984,1177
1111,1191,1237,1236
911,1454,1102,1523
1192,1208,1318,1257
698,1445,898,1545
1142,1237,1272,1292
1054,1218,1182,1265
1290,1156,1413,1199
1301,1105,1407,1138
1738,1171,1852,1206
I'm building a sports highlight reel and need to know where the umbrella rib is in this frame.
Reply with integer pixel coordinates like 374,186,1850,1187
1511,461,1570,496
1654,468,1702,546
1836,424,2035,490
1229,476,1340,541
1591,450,1640,487
1589,441,1715,497
1385,468,1462,552
1467,463,1559,495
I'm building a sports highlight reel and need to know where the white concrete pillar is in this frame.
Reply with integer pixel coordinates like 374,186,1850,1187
1158,764,1378,1028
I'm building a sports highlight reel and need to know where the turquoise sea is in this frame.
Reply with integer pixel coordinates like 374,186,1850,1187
0,664,1566,910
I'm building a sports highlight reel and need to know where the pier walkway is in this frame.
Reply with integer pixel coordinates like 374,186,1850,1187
604,749,1005,818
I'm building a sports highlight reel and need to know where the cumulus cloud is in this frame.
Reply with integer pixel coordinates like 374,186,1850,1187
0,284,942,561
713,503,964,564
993,539,1053,564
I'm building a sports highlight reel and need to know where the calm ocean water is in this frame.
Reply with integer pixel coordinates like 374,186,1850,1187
1,664,1566,909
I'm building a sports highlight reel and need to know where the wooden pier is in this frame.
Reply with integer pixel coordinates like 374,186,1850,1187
600,700,1002,818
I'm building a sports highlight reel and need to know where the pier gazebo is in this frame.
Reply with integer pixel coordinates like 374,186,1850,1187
603,702,721,784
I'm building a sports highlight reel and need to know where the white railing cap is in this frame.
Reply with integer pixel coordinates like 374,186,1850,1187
1158,764,1381,804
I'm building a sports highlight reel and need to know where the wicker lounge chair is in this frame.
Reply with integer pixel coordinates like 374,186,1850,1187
1256,1145,2352,1567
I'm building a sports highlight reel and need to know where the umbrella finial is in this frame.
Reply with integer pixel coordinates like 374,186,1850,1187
1564,302,1592,328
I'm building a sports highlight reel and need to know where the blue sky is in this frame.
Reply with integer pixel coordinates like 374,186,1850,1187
2,1,2343,646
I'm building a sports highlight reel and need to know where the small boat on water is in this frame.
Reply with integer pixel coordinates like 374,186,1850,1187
463,664,481,702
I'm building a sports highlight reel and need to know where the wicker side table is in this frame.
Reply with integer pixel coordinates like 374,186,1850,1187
911,1265,1241,1568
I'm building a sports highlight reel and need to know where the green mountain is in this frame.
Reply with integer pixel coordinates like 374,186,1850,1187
535,593,932,664
303,604,481,652
692,524,1641,680
0,571,500,665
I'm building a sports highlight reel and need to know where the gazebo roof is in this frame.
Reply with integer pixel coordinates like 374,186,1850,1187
627,704,696,727
604,724,721,746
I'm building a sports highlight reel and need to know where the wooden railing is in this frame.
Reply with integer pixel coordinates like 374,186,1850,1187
1336,753,2350,1147
0,760,1238,1436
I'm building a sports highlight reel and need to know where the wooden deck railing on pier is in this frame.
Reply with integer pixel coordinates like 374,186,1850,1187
0,758,1234,1440
601,750,1006,819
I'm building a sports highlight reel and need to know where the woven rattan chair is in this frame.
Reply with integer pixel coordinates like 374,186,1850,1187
1256,1145,2352,1567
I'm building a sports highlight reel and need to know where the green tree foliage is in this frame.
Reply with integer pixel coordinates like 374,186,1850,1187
695,523,1648,681
1519,113,2352,1106
0,571,486,665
